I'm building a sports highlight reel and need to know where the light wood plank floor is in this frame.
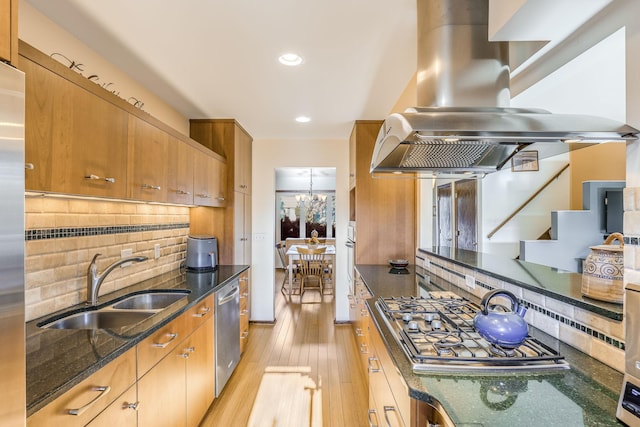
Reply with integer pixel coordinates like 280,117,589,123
199,269,369,426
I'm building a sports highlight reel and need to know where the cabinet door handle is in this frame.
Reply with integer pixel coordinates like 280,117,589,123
368,356,381,373
142,183,161,190
360,343,368,354
85,174,115,183
383,406,398,427
177,189,192,195
68,386,111,416
196,193,211,198
126,401,140,411
193,306,211,318
355,327,364,337
367,409,379,427
216,196,225,201
25,163,34,170
241,331,249,339
151,333,178,348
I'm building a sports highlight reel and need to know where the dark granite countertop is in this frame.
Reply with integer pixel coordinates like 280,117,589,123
356,264,624,426
25,265,249,416
418,247,623,321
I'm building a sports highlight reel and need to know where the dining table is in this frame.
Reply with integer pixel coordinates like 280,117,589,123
285,244,336,296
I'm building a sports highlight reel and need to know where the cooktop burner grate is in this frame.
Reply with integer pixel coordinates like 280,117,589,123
377,293,569,372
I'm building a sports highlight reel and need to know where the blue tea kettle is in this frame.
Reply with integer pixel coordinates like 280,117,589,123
473,289,529,348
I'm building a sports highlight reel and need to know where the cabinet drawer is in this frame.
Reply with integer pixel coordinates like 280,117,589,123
137,314,186,378
28,348,136,427
85,384,138,427
183,295,214,332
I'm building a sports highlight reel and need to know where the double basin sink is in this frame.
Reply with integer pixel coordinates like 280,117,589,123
38,290,191,330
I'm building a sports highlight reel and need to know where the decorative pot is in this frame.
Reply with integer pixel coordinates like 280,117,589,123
581,233,624,304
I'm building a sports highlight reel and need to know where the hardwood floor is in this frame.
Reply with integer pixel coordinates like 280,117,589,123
199,269,369,426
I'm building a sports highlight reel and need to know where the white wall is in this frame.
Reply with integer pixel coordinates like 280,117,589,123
251,138,350,322
477,25,626,258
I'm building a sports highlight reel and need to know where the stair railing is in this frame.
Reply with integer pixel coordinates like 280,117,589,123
487,163,570,239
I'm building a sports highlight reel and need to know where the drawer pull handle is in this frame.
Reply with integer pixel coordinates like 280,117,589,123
142,183,161,190
360,343,368,354
241,331,249,339
151,333,178,348
25,163,34,170
355,327,364,337
383,406,398,427
216,196,225,201
68,386,111,416
196,193,211,198
85,174,115,183
367,409,379,427
193,307,211,318
368,356,381,373
177,189,192,195
126,401,140,411
241,309,249,315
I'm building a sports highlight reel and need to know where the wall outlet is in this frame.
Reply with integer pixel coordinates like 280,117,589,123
465,274,476,289
424,258,430,269
154,244,161,259
254,233,265,241
120,248,133,268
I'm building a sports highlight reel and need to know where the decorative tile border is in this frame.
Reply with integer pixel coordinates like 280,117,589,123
25,223,190,241
426,258,625,351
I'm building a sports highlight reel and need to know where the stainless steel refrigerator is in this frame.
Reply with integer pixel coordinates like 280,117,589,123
0,60,26,425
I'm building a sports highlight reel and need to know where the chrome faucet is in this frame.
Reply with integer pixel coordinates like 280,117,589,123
86,253,148,306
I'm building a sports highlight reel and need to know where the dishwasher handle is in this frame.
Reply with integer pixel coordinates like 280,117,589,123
218,285,240,305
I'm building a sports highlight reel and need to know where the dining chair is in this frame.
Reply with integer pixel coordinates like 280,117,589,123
276,242,300,296
296,246,326,300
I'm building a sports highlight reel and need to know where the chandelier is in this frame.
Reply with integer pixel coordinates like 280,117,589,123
296,169,326,204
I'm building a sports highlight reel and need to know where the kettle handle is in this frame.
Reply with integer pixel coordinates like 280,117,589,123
480,289,520,316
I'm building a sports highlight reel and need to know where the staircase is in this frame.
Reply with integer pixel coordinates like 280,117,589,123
519,181,624,273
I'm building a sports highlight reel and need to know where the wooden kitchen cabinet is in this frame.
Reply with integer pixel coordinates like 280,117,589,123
21,51,129,198
239,270,250,353
128,115,169,202
350,121,416,264
167,137,195,205
352,272,372,382
27,348,137,427
137,295,215,427
368,312,410,427
184,316,215,427
194,150,227,207
189,119,253,265
0,0,18,65
85,384,138,427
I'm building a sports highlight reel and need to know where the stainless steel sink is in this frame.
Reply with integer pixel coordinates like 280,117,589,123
42,310,155,330
38,289,191,330
110,291,189,310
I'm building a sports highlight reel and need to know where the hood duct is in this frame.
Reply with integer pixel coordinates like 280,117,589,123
370,0,638,177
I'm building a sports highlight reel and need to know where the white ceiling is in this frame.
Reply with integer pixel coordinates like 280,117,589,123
22,0,610,141
23,0,417,140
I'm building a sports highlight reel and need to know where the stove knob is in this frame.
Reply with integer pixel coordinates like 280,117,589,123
408,321,419,330
431,319,442,329
402,313,413,322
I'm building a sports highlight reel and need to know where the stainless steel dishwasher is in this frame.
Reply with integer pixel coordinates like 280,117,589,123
215,278,241,397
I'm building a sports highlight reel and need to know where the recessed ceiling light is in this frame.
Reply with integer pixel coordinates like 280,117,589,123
295,116,311,123
278,53,303,66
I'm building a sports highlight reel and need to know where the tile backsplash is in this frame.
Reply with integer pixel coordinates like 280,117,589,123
25,196,190,321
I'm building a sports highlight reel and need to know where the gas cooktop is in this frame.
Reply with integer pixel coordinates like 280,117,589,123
376,292,569,373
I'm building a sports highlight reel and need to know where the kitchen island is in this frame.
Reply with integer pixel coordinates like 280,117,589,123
25,265,249,416
356,264,624,426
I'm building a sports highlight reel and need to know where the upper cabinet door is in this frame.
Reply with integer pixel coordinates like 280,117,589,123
128,116,168,202
0,0,18,65
22,56,128,198
235,127,252,194
167,138,195,205
194,153,227,207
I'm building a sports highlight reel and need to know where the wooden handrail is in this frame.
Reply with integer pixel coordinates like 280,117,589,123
487,163,570,239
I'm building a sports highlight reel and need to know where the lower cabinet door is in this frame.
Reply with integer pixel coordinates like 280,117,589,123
138,347,187,427
86,384,138,427
185,317,215,427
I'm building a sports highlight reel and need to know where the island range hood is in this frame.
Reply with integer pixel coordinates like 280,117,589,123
370,0,638,177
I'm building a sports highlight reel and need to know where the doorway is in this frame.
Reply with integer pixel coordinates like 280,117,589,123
437,180,478,251
274,168,336,307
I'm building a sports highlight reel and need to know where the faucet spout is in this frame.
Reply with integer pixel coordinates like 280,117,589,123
86,253,148,306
